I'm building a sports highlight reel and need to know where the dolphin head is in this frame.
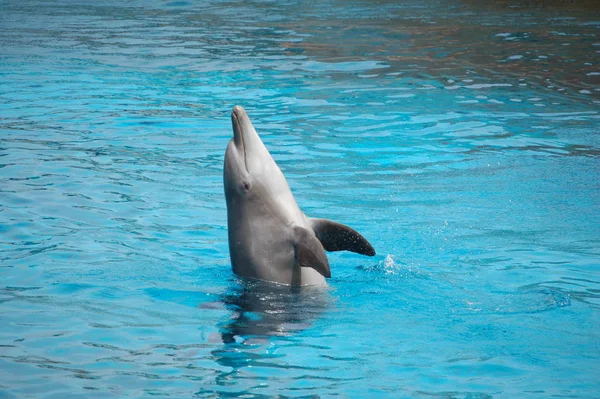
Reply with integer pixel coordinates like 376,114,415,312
224,105,291,206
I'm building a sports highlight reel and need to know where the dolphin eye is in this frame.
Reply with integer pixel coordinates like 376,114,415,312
241,181,251,192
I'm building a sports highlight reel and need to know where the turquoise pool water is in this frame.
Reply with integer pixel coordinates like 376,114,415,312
1,1,599,397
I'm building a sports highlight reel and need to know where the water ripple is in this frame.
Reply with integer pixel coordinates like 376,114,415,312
1,0,599,397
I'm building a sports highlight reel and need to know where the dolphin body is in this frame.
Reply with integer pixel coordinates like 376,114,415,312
223,106,375,286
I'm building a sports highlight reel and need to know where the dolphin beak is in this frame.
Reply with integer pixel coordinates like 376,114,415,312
229,105,274,177
231,105,246,151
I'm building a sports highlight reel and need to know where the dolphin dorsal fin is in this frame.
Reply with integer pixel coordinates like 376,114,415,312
309,218,376,256
293,226,331,278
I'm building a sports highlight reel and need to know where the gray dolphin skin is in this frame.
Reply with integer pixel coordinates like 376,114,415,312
224,105,375,286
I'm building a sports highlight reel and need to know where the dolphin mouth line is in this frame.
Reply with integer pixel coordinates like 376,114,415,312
232,110,249,173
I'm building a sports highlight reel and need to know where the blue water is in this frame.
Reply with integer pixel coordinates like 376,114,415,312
1,0,600,397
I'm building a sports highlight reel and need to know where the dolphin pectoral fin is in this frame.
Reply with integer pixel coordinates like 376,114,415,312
293,226,331,278
309,218,376,256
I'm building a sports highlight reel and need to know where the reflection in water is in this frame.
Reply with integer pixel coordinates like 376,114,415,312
206,280,331,393
216,280,330,345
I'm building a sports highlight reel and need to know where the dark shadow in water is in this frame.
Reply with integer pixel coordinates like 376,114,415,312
205,279,331,390
216,279,330,345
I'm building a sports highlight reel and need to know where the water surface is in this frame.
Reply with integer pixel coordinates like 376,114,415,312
1,0,599,398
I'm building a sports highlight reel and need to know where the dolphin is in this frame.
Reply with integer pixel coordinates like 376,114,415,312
223,105,375,286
